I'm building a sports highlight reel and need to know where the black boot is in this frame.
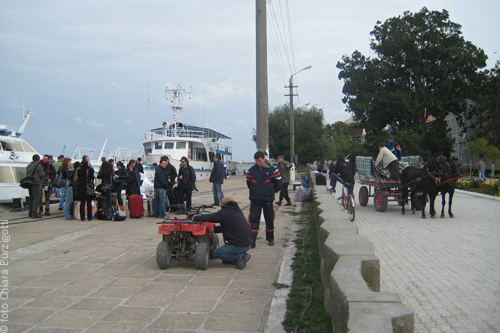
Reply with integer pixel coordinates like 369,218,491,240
275,200,282,206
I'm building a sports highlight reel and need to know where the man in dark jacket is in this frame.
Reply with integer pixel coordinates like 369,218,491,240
154,159,170,218
192,197,253,269
177,156,196,210
209,154,224,206
161,156,177,208
332,154,356,195
246,151,282,247
26,154,46,218
38,154,56,215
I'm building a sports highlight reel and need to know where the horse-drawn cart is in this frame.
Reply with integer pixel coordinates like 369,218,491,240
356,156,422,212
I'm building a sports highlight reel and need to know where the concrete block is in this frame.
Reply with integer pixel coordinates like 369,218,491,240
348,302,414,333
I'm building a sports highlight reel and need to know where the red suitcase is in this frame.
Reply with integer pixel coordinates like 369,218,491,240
128,195,144,218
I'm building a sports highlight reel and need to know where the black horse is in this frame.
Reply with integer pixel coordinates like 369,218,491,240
438,157,461,218
400,155,449,218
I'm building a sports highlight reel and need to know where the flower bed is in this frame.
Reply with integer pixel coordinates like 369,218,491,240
457,179,500,197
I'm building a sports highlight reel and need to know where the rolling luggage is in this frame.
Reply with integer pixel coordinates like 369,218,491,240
315,173,327,185
128,195,144,218
146,198,155,217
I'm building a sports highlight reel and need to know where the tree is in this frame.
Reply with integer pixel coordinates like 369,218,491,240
252,104,335,164
468,139,500,178
475,62,500,148
337,8,488,157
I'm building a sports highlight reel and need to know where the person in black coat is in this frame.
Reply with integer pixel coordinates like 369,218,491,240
177,156,196,210
192,197,253,269
114,161,128,206
161,156,177,207
333,154,356,195
97,161,114,210
125,159,141,197
75,159,95,221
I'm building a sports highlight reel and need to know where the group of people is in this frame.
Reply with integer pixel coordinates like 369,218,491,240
152,153,225,218
26,154,148,221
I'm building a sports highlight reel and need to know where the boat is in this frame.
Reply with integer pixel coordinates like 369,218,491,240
0,110,39,204
142,84,236,181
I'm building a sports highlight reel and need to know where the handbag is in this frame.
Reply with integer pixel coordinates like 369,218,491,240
57,174,68,188
20,164,39,189
86,169,95,197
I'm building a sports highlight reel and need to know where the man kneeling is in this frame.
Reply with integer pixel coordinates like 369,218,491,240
192,197,253,270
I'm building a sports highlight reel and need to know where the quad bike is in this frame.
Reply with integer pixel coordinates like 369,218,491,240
156,204,219,270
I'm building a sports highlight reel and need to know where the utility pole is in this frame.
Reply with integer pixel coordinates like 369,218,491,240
256,0,269,155
285,79,297,162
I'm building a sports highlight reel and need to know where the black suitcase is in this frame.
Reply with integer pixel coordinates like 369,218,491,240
315,173,327,185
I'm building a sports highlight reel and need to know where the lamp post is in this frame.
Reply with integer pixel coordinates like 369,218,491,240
288,65,312,163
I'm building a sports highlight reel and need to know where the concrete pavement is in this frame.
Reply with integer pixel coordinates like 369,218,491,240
342,180,500,332
3,175,298,333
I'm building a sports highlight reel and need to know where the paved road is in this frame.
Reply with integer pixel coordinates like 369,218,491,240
347,181,500,333
3,175,297,333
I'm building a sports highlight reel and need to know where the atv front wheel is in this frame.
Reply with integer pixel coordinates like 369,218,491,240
195,242,210,270
156,241,173,269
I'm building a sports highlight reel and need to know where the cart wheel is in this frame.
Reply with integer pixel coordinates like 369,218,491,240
359,186,369,206
210,234,220,259
347,196,355,222
195,242,210,270
374,190,388,212
156,241,173,269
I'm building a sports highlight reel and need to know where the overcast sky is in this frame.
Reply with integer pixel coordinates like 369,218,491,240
1,0,498,162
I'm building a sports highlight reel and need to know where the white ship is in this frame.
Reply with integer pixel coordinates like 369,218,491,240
142,84,235,181
0,110,39,204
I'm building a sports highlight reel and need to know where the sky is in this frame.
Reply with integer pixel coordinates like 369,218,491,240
1,0,499,163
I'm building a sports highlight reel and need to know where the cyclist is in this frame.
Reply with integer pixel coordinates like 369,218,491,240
331,154,355,195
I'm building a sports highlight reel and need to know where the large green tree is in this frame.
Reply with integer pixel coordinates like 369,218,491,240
474,62,500,147
253,104,334,164
337,7,488,156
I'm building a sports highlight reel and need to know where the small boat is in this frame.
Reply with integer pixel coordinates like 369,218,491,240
142,84,236,181
0,110,39,204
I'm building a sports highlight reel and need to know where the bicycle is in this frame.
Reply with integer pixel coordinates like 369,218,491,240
338,182,355,222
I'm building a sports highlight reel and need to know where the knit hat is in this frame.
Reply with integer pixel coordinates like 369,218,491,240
277,155,284,159
220,197,234,207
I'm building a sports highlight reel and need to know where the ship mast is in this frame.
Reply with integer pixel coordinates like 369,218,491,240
165,84,192,137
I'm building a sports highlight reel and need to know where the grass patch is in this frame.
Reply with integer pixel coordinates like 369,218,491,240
282,201,333,333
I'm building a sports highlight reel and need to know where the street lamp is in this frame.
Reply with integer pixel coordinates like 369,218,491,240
288,65,312,163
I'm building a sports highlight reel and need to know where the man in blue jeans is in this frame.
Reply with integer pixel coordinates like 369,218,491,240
154,159,170,218
192,197,253,269
210,154,224,205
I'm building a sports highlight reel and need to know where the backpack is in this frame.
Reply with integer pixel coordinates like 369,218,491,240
111,205,127,221
96,208,113,220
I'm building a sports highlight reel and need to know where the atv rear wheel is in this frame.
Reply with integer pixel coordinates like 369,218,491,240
195,242,210,270
210,234,220,259
156,241,173,269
